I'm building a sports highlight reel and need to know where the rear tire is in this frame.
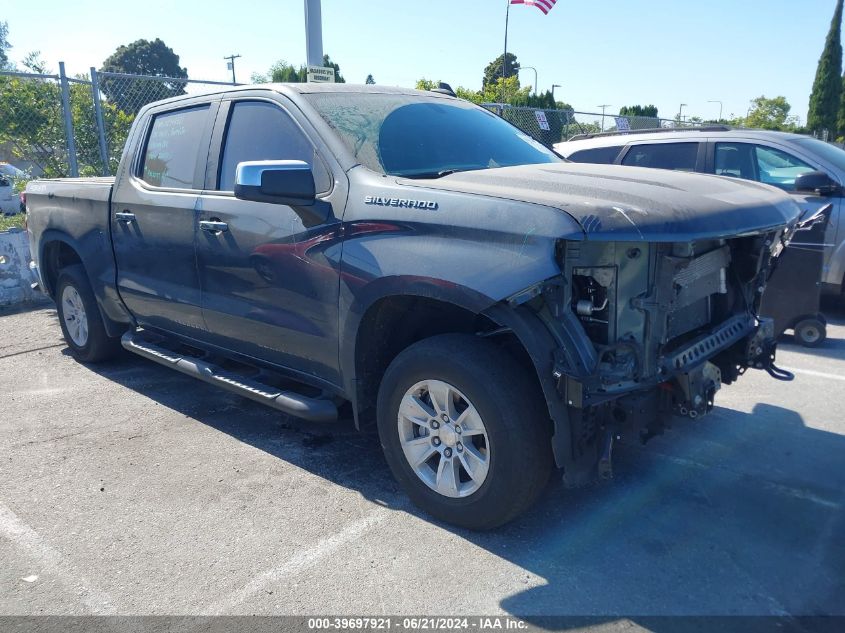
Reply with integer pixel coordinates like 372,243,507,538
377,334,553,530
794,317,826,348
55,264,120,363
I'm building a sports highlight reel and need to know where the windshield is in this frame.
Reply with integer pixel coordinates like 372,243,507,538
304,93,560,177
794,137,845,174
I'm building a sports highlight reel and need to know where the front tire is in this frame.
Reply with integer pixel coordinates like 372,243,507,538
377,334,553,529
55,264,120,363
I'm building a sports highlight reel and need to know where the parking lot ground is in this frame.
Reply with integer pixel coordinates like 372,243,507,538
1,301,844,622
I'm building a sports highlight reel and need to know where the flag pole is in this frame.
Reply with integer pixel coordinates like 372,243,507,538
502,0,510,103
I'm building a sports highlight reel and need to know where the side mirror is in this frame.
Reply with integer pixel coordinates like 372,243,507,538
794,170,839,196
234,160,316,206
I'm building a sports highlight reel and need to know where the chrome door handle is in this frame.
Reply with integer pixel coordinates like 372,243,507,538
199,220,229,233
115,211,135,223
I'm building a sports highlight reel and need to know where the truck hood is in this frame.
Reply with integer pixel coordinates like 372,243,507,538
405,162,801,242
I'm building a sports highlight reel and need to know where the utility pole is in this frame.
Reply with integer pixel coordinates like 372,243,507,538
305,0,324,69
502,0,511,103
597,104,611,132
224,54,241,84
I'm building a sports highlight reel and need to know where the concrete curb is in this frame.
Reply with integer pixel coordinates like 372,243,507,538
0,228,42,306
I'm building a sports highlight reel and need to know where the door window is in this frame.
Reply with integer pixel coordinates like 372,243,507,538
620,143,699,171
218,101,317,192
141,105,210,189
568,146,624,164
714,143,816,191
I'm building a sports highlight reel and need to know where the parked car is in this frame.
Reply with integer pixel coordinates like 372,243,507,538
556,127,845,296
1,176,19,216
26,85,804,528
0,162,26,179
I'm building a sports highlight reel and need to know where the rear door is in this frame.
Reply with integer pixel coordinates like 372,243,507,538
194,93,346,386
111,100,218,337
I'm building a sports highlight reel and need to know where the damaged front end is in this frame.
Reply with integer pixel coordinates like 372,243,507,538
509,228,794,486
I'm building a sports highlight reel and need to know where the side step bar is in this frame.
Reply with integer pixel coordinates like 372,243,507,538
121,331,337,422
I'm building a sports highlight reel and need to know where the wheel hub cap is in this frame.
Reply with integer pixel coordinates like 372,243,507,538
397,379,490,498
61,285,89,347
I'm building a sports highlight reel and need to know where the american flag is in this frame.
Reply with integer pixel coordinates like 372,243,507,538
510,0,558,15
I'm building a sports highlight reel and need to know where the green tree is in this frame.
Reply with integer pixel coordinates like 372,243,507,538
742,95,795,130
267,60,306,83
100,39,188,114
0,57,134,178
322,54,345,83
808,0,843,136
253,55,345,84
619,104,658,118
365,74,375,85
0,21,12,70
482,53,519,89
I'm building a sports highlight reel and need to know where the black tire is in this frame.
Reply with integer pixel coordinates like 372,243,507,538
377,334,553,530
794,317,827,348
55,264,121,363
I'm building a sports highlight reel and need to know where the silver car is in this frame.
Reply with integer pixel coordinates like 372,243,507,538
556,128,845,296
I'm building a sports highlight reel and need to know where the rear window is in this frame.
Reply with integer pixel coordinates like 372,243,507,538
141,105,210,189
621,142,699,171
567,146,624,164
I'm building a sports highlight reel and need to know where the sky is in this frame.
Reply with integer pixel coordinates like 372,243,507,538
1,0,840,124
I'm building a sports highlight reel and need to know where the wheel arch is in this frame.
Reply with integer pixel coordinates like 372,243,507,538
343,281,572,469
38,230,131,337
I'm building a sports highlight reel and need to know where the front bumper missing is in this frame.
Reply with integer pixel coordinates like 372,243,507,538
559,314,790,411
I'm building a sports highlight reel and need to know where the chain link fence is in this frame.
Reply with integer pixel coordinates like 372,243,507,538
2,65,713,188
482,104,707,148
0,63,238,189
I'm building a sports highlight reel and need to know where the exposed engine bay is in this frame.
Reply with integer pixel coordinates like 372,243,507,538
511,228,795,485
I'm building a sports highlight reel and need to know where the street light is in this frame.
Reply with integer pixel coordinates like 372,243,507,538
707,100,723,122
597,104,611,132
518,66,538,96
678,103,688,123
551,84,562,101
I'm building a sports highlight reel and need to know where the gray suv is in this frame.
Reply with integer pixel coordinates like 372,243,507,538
556,128,845,296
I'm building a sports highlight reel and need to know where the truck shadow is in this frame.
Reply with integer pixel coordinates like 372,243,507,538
75,353,845,620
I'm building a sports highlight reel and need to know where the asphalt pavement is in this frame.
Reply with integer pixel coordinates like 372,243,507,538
1,301,843,624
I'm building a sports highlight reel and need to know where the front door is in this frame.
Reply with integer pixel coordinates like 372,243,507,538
195,97,345,386
709,141,842,277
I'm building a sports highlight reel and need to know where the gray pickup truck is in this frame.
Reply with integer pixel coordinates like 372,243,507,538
26,84,804,529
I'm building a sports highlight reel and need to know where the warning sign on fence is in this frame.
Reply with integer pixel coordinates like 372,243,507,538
534,110,551,131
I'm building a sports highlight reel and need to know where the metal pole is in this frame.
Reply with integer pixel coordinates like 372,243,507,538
58,62,79,178
708,100,723,122
502,0,510,103
597,104,610,132
90,68,110,176
305,0,324,69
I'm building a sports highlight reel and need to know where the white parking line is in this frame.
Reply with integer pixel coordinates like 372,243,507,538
0,503,117,614
783,367,845,382
210,510,388,615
